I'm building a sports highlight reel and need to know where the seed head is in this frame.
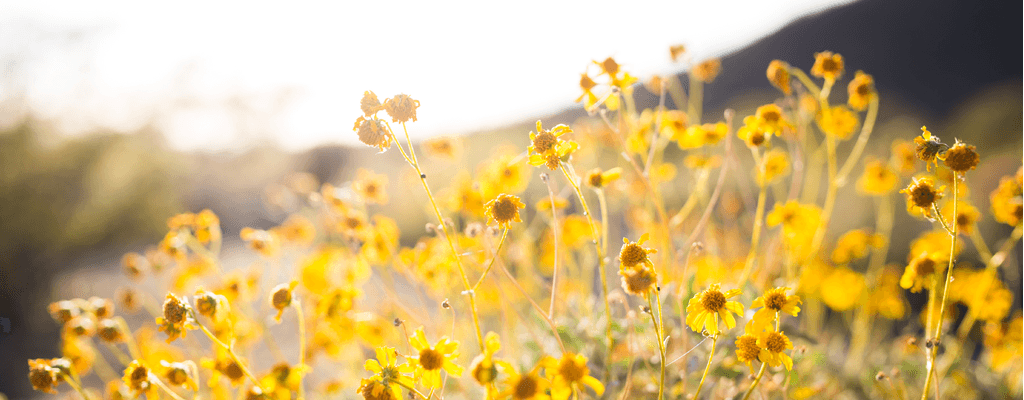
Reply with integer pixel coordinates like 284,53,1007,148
943,140,979,173
383,94,419,123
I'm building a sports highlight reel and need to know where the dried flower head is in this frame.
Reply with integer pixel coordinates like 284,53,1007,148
943,139,980,173
28,359,60,393
270,281,298,322
901,177,945,219
97,319,125,343
360,91,382,117
353,116,393,152
619,233,656,269
383,94,419,123
766,60,791,95
913,126,948,171
122,360,152,396
156,293,194,342
484,194,525,228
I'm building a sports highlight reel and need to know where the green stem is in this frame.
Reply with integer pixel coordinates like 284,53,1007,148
921,176,959,400
740,362,768,400
693,333,718,400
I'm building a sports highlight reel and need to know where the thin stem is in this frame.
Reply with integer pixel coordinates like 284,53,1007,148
688,75,703,125
692,334,718,400
809,134,838,258
921,176,959,400
495,255,567,353
682,110,735,255
394,122,485,352
741,362,768,400
559,163,609,356
739,148,768,284
647,292,667,400
596,188,614,385
150,373,188,400
472,228,509,291
786,67,823,99
294,299,307,400
396,380,432,400
835,96,880,186
544,175,562,317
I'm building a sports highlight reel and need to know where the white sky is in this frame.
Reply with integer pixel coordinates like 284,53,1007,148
0,0,849,151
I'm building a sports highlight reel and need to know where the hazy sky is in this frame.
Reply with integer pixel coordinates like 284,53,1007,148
1,0,849,151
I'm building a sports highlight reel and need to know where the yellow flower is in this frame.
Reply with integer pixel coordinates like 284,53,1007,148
28,359,60,394
692,58,722,83
478,148,531,199
161,360,198,391
123,360,153,396
620,264,657,297
753,104,791,135
734,334,761,371
383,94,419,123
831,229,885,264
756,331,794,370
940,201,980,235
352,168,389,205
408,327,462,389
868,269,907,320
618,233,656,269
913,126,948,171
748,287,802,333
760,148,790,184
990,171,1023,227
810,51,844,82
669,44,686,62
528,125,578,171
900,252,945,293
766,60,791,95
820,267,864,311
675,122,727,149
470,332,503,388
983,315,1023,372
240,227,281,257
847,70,876,111
901,176,945,219
816,106,858,140
484,194,525,229
274,214,316,246
362,346,414,400
857,159,898,195
892,139,918,176
575,73,599,110
499,363,551,400
270,281,298,322
541,353,604,400
737,118,770,148
585,167,622,188
422,136,462,161
685,284,744,336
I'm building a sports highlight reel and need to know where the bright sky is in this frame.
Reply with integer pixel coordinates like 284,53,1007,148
1,0,849,151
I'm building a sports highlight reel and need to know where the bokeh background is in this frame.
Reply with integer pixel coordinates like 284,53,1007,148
1,0,1020,397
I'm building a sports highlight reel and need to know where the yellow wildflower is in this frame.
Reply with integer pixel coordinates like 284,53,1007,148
990,171,1023,226
831,229,885,264
913,126,948,171
943,139,980,173
847,70,876,111
542,353,604,400
362,346,414,400
734,334,761,371
470,332,503,388
270,281,298,322
123,360,153,396
766,60,791,95
692,58,722,83
160,360,198,391
360,91,382,117
748,287,802,333
760,148,790,184
408,327,462,389
810,51,844,82
820,267,864,311
240,227,281,257
484,193,525,229
669,44,686,62
585,167,622,188
941,201,980,235
156,293,195,343
685,284,744,336
757,331,794,370
499,363,550,400
619,233,656,269
383,94,419,123
28,359,61,394
422,136,462,161
901,176,945,219
352,168,389,205
892,139,918,176
816,106,858,140
857,159,898,195
900,252,944,293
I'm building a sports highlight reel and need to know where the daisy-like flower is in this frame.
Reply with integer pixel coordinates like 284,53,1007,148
857,159,898,196
816,106,859,140
484,194,525,229
123,360,153,396
575,73,599,110
352,169,389,205
269,281,298,322
900,252,944,293
527,121,579,171
810,51,844,83
470,332,506,398
685,284,744,336
585,167,622,188
408,327,463,389
161,360,198,391
734,334,761,371
542,352,604,400
847,70,876,111
618,233,657,269
757,331,794,370
620,264,657,297
747,288,802,333
749,104,791,135
499,363,550,400
362,346,414,400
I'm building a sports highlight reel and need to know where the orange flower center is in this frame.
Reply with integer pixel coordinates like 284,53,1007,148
418,348,444,370
764,292,787,311
513,375,539,399
700,290,727,311
764,331,788,353
558,357,586,382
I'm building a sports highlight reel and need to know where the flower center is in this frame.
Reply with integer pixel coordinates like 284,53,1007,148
418,348,444,370
910,185,937,207
765,332,788,353
489,198,518,224
513,375,539,399
558,357,586,382
764,292,787,311
700,290,727,311
915,257,936,276
619,243,647,268
736,335,760,361
533,132,557,154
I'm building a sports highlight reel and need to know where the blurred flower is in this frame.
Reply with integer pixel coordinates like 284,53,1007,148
913,126,948,171
901,177,944,219
692,58,722,83
383,94,420,123
847,71,876,111
766,60,791,95
816,106,858,140
857,159,898,195
811,51,844,82
352,168,389,205
542,352,604,400
484,194,525,228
